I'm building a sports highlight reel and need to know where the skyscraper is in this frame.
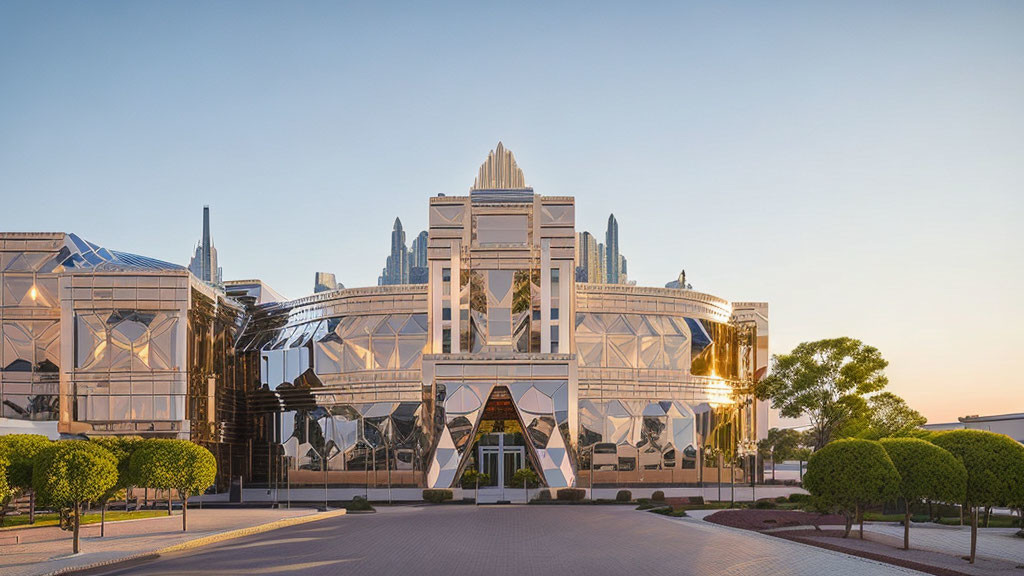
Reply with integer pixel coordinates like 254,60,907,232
410,230,428,268
575,231,600,283
409,230,429,283
188,205,222,286
314,272,340,293
378,217,410,285
605,214,619,284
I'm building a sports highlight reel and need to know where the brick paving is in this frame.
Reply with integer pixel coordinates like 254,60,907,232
862,523,1024,565
93,505,924,575
0,507,321,576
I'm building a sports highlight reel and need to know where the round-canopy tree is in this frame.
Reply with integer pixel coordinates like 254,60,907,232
803,438,900,538
89,436,142,536
130,439,216,531
32,441,117,554
931,429,1024,563
0,434,51,524
880,437,966,550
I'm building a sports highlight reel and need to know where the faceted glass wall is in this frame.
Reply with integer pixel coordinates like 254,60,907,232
0,236,63,422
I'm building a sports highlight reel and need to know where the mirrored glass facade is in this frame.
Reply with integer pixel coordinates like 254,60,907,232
0,143,768,489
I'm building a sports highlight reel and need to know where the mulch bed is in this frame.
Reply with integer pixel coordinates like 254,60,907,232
774,530,983,576
702,510,998,576
704,509,845,531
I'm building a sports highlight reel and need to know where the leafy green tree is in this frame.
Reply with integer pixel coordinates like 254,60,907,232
0,453,12,518
130,439,216,531
757,428,801,481
0,434,51,524
89,436,142,536
864,393,927,439
32,441,117,554
803,438,900,538
880,438,966,550
931,430,1024,563
755,338,889,450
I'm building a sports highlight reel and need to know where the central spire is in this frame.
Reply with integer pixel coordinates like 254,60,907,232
471,142,528,191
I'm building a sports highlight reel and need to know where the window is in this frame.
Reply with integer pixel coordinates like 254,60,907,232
442,328,451,353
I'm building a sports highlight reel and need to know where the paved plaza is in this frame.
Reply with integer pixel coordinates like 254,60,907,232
0,507,331,576
94,505,924,576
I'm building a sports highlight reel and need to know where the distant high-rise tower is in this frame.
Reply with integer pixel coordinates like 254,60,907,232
411,230,428,268
619,254,628,284
605,214,619,284
575,231,600,283
188,205,222,287
314,272,340,293
378,218,410,285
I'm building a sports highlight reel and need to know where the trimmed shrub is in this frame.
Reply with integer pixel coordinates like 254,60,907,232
531,490,552,502
460,468,490,489
423,489,453,503
803,439,900,538
346,496,374,511
510,468,539,488
880,437,967,550
32,441,117,554
931,430,1024,563
616,490,632,502
787,493,810,503
754,499,776,509
556,488,586,501
651,490,665,501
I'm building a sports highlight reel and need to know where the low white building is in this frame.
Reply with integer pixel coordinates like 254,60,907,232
923,413,1024,443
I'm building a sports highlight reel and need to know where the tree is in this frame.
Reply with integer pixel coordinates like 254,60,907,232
757,428,801,481
880,438,966,550
931,430,1024,563
0,453,12,518
130,439,216,531
755,338,889,450
864,393,927,439
168,441,217,531
32,441,117,554
0,434,51,524
803,438,900,538
89,436,142,537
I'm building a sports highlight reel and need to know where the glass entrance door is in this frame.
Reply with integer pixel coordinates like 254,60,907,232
478,433,526,487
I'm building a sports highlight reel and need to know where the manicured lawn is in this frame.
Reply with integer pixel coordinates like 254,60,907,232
0,509,168,530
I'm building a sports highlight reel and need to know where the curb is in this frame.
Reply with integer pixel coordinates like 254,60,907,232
46,508,347,576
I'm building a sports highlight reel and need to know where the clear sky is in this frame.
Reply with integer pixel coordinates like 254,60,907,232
1,2,1021,424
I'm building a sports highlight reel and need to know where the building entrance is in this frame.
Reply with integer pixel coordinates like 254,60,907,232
478,433,525,487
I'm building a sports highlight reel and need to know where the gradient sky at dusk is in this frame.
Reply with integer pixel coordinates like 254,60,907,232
1,2,1021,423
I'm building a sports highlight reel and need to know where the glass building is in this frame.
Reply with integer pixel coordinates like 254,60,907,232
0,143,768,491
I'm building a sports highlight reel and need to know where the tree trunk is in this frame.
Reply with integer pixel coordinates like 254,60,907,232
29,491,35,524
857,503,864,539
798,461,804,482
771,457,776,482
167,492,172,516
101,503,106,538
73,502,81,554
182,494,188,532
984,506,990,528
843,511,853,538
903,501,910,550
970,506,978,564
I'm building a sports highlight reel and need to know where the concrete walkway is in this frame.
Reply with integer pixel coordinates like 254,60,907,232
0,507,334,576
